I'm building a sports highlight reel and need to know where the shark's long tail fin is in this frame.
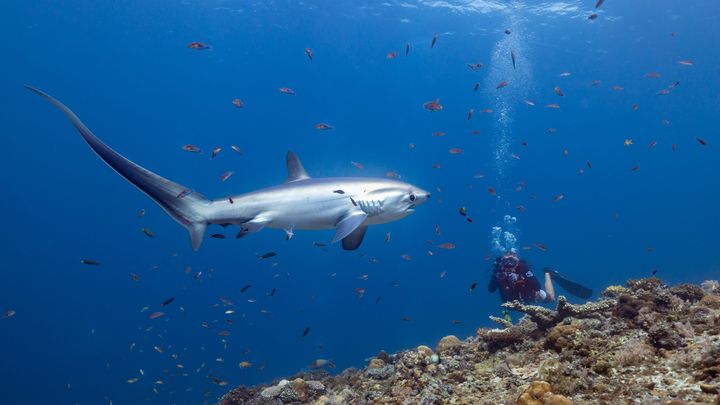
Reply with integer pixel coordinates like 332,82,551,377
26,85,210,251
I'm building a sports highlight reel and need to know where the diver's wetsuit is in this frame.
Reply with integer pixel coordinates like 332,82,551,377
488,257,549,303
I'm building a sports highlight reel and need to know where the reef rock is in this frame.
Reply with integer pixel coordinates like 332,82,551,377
218,278,720,405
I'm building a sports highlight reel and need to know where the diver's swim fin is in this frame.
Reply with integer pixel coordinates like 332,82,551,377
546,269,593,299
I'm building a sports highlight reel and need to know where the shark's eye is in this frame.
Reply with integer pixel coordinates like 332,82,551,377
409,194,416,202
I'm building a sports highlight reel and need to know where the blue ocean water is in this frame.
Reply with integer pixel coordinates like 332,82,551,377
1,1,719,403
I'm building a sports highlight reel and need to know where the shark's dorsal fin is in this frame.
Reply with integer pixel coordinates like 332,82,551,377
286,151,310,182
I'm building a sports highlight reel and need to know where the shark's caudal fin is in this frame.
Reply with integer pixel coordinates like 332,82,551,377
26,86,210,251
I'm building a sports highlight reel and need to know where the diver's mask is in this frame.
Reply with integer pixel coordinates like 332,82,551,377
500,254,520,271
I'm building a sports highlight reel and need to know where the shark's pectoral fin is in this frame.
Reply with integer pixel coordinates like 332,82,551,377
342,226,367,250
332,212,368,243
236,217,270,239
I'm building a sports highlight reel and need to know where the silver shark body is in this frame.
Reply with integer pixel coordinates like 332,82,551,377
27,86,430,251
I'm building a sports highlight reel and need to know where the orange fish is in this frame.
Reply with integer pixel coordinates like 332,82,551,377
449,148,463,155
314,123,334,130
432,131,445,137
423,99,443,111
148,312,165,320
278,87,296,95
188,42,210,50
645,72,661,79
553,86,564,96
488,187,496,196
220,171,234,183
480,108,493,114
182,144,201,153
437,243,455,250
533,243,547,251
496,80,508,89
386,52,398,59
305,48,313,62
696,137,707,146
231,98,244,108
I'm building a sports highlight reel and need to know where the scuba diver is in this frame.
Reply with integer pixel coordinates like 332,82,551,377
488,251,593,304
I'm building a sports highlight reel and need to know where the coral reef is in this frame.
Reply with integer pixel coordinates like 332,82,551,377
219,278,720,405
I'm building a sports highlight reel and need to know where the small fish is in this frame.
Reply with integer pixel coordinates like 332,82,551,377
469,282,477,292
405,42,410,56
332,189,345,194
517,205,526,213
240,285,252,293
432,131,445,137
595,0,605,8
351,161,365,170
480,108,493,114
645,72,661,79
473,83,480,92
137,209,145,217
231,98,244,108
220,171,234,182
545,103,560,109
148,312,165,320
305,47,313,62
503,310,512,323
312,241,327,248
504,29,511,35
423,99,443,111
386,51,398,60
176,188,193,199
624,138,634,146
488,187,497,196
141,228,154,238
452,319,461,325
554,86,564,97
431,33,438,48
210,233,225,239
270,288,277,296
553,194,564,202
668,81,680,89
210,377,228,387
511,50,516,69
278,87,296,95
587,161,593,169
408,143,415,149
591,80,602,86
302,326,311,338
648,140,657,149
355,288,365,298
511,153,521,160
534,243,547,251
611,85,624,91
375,296,383,304
400,254,412,261
2,310,16,319
696,137,707,146
459,207,467,216
449,148,463,155
80,259,100,266
258,252,277,260
401,316,412,322
496,80,508,90
677,60,694,66
127,378,139,384
211,147,222,158
230,145,243,154
440,271,447,278
239,361,252,368
632,103,639,111
161,297,175,306
182,144,201,153
437,242,455,250
524,99,535,106
386,171,401,179
188,42,210,50
218,330,231,337
130,272,140,281
588,13,599,20
467,63,483,71
630,166,640,172
385,232,391,243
